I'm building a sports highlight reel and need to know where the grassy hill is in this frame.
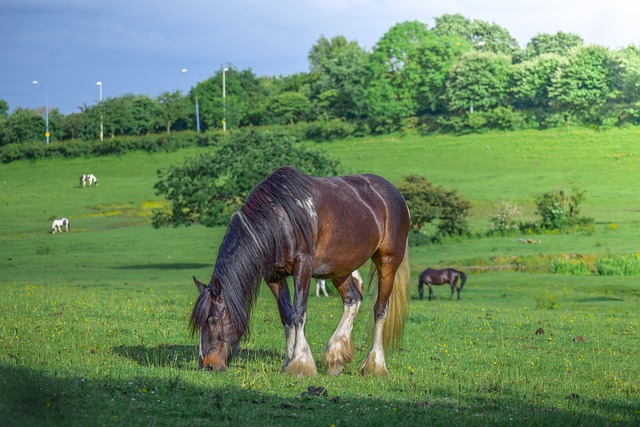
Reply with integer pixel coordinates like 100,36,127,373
0,128,638,426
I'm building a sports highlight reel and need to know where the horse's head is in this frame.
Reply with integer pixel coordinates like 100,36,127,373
191,276,241,371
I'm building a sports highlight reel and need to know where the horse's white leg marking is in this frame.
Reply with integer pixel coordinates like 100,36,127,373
283,323,295,362
360,313,388,376
283,313,317,377
323,301,360,375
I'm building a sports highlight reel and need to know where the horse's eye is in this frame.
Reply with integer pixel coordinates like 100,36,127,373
207,317,218,326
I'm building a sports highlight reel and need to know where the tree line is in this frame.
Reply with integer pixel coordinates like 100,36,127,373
3,13,640,145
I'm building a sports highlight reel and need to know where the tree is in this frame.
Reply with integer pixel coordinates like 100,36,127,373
153,130,341,228
364,21,432,129
432,13,520,56
0,99,8,145
522,32,583,60
157,90,189,134
548,45,621,124
61,110,94,140
444,51,513,113
0,99,8,119
396,175,471,243
264,92,312,124
102,94,159,137
2,108,46,144
308,35,369,120
511,54,567,112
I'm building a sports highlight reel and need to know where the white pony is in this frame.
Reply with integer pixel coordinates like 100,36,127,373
51,218,70,234
316,270,363,297
80,174,98,187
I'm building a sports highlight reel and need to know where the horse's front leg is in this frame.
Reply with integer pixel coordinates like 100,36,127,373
323,274,362,375
282,262,317,377
418,282,425,300
428,283,435,300
266,280,295,363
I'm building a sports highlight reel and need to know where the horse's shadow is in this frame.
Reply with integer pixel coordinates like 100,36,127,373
112,344,282,369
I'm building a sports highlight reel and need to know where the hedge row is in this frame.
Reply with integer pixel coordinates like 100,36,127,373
0,120,367,164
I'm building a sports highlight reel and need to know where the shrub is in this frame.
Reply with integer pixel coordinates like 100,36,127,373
396,175,471,244
534,185,591,231
489,201,521,235
305,119,357,142
153,129,342,228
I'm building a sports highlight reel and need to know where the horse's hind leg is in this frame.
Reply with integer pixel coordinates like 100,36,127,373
450,277,459,300
323,275,362,375
360,259,399,376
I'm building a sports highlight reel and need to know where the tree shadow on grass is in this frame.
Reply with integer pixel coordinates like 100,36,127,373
113,263,210,270
0,364,627,426
576,296,624,303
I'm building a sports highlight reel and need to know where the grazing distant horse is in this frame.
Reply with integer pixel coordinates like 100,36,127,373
418,268,467,300
51,218,70,234
80,174,98,187
316,270,363,297
190,166,410,377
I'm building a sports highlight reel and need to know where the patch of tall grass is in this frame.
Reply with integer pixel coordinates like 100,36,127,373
596,253,640,276
552,253,640,276
550,258,592,275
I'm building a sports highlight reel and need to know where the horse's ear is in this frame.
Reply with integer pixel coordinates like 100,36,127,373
211,276,222,299
193,276,206,292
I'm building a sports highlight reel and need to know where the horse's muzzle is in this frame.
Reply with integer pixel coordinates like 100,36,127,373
200,356,227,372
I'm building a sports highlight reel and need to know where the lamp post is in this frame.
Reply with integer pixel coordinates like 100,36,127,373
96,81,104,141
31,80,49,144
222,67,228,131
181,68,200,133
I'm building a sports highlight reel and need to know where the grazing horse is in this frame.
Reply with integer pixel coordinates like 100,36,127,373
51,218,70,234
316,270,363,297
80,174,98,187
418,268,467,300
190,166,410,377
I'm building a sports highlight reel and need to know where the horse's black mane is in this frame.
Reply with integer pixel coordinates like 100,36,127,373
191,166,315,337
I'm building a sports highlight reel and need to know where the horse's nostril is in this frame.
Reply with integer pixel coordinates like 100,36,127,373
203,365,213,371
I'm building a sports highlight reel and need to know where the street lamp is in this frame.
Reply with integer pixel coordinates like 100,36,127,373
96,81,103,141
31,80,49,144
181,68,200,133
222,67,228,131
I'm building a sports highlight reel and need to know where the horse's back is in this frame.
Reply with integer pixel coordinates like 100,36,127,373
310,173,409,276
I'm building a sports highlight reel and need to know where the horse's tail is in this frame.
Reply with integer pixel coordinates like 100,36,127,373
458,270,467,289
382,238,411,352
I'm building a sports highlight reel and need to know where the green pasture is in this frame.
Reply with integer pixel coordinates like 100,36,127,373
1,129,639,426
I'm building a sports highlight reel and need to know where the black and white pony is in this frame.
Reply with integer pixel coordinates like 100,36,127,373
80,174,98,187
316,270,363,297
51,218,70,234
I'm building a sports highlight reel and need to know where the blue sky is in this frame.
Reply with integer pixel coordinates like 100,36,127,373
1,0,637,114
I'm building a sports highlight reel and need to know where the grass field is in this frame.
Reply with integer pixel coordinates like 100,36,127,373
1,129,639,426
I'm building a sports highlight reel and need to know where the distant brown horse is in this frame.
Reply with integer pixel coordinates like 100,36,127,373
190,166,410,376
418,268,467,300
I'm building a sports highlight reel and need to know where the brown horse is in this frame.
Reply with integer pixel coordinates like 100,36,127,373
190,166,410,376
418,268,467,300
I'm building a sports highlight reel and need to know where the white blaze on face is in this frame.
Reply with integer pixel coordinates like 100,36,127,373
199,330,204,359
